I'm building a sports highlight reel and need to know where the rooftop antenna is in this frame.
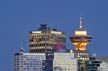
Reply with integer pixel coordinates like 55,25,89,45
80,17,83,28
20,46,24,53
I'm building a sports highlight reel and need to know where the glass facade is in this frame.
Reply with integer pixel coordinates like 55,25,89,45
14,51,78,71
14,52,46,71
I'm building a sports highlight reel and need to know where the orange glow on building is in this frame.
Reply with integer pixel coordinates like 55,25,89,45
70,17,93,60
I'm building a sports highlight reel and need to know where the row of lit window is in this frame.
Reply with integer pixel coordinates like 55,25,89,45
30,44,54,47
30,41,65,45
30,46,52,49
77,53,89,56
78,58,89,60
30,33,66,38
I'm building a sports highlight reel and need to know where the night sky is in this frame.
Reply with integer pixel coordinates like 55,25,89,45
0,0,108,71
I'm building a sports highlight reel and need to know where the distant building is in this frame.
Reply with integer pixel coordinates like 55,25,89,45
96,56,108,71
70,17,93,61
14,49,46,71
29,24,66,53
53,53,78,71
78,56,101,71
98,62,108,71
14,49,78,71
96,56,108,62
86,57,101,71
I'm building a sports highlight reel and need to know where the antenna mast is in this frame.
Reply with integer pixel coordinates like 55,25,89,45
80,17,83,28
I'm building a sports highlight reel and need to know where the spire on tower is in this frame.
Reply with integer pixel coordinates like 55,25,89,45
80,17,83,28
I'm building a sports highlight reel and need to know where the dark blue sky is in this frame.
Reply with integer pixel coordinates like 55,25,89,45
0,0,108,71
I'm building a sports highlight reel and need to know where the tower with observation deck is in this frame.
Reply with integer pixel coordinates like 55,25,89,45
70,17,93,61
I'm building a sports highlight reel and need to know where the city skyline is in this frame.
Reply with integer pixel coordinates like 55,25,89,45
0,0,108,71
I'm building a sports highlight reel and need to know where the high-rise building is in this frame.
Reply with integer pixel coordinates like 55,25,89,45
43,50,54,71
78,56,102,71
29,24,66,53
14,48,78,71
53,53,78,71
70,17,93,61
86,57,101,71
14,49,46,71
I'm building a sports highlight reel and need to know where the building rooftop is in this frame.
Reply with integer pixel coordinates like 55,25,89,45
96,56,108,62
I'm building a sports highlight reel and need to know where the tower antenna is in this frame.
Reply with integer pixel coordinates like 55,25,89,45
80,17,83,28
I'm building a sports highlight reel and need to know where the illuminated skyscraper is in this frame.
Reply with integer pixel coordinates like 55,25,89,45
29,24,66,53
70,17,93,60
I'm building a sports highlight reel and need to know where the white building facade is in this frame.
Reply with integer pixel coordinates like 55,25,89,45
14,51,78,71
14,52,45,71
53,53,78,71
